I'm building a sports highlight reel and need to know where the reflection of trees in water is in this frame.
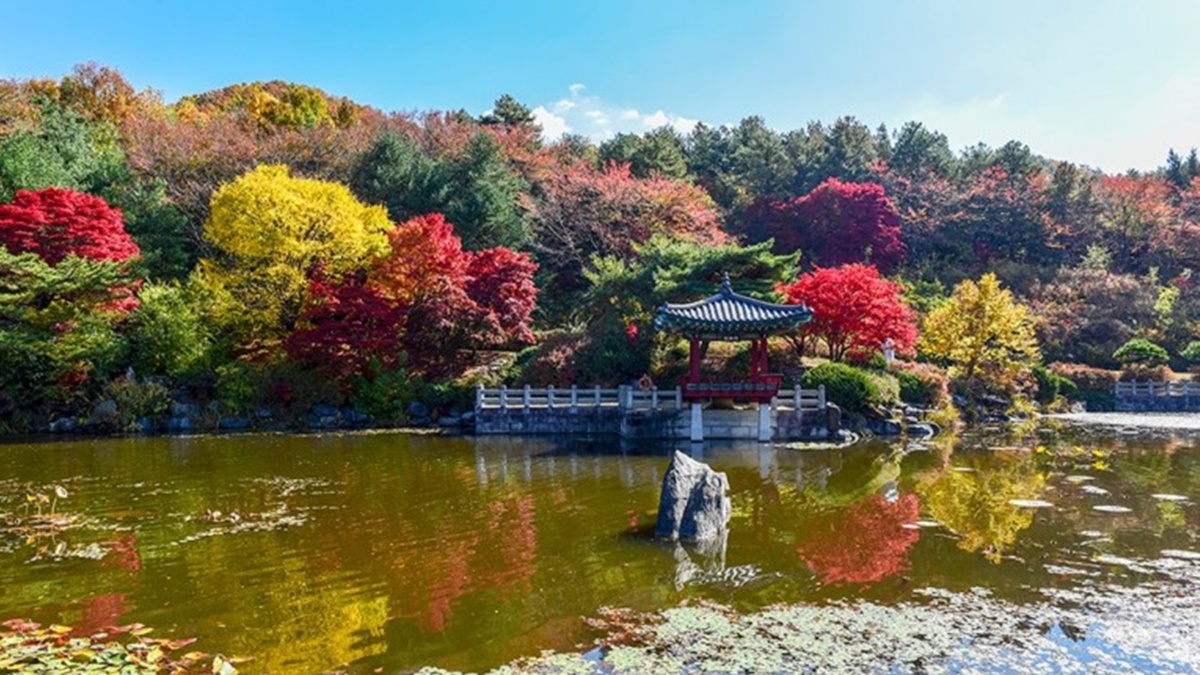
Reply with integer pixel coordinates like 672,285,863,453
917,458,1045,564
795,494,920,585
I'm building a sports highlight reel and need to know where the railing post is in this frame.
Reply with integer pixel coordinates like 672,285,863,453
570,385,579,412
547,385,555,409
594,385,601,407
675,386,682,409
523,384,531,413
500,384,508,412
651,389,659,409
818,385,826,410
476,383,484,411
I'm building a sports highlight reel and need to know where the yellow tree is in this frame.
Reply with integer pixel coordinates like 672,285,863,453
196,164,391,345
921,273,1039,390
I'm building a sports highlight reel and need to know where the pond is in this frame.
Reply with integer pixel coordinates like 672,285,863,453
0,422,1198,673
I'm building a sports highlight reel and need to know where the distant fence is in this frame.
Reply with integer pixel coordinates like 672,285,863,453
1114,380,1200,412
476,384,825,413
1114,381,1200,397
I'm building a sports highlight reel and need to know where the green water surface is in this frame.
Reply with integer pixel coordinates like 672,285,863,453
0,424,1197,673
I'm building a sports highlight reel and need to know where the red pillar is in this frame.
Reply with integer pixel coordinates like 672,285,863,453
749,339,760,380
688,337,700,383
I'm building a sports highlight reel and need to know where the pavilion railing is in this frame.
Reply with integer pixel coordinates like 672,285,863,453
476,384,826,412
1114,380,1200,397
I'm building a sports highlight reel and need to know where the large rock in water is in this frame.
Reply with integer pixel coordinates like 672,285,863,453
655,450,731,541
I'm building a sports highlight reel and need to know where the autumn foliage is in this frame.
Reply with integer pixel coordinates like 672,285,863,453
0,187,139,264
288,213,538,382
779,263,917,361
752,178,906,272
796,494,920,585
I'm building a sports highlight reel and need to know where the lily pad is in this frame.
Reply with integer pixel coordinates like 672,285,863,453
1160,550,1200,561
1008,499,1054,509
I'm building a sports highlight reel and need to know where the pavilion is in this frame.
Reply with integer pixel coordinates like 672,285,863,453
654,274,813,441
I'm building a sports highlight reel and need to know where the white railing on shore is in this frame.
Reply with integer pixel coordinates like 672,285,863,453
1115,380,1200,397
476,384,826,412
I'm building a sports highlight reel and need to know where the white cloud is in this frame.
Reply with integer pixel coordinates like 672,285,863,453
534,83,704,143
670,116,699,134
643,110,670,127
532,106,571,139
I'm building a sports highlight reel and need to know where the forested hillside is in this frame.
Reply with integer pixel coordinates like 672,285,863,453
1,63,1197,431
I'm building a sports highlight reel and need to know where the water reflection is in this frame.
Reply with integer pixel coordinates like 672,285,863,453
0,425,1196,673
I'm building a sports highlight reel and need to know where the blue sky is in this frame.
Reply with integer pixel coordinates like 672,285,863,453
2,0,1197,172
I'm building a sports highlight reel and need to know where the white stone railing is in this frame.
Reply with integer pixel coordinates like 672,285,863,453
476,385,825,412
1115,380,1200,397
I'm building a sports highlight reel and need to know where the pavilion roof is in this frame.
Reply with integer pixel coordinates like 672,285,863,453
653,274,812,339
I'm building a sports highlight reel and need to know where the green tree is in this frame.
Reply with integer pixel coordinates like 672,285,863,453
126,281,215,379
599,127,689,180
350,131,529,250
479,94,537,129
0,102,125,201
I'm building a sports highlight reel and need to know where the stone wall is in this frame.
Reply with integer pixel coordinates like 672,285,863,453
475,407,624,435
1115,395,1200,412
476,405,829,440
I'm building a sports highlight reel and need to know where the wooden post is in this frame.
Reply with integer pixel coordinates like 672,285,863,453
818,385,826,410
570,385,579,412
523,384,531,413
476,383,484,411
500,385,508,412
547,385,555,409
675,386,682,409
651,389,659,409
594,385,601,407
793,387,801,411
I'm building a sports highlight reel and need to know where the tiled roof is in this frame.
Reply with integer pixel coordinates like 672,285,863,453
654,274,812,338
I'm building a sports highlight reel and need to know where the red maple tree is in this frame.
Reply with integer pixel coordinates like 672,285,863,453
779,263,917,361
465,246,539,346
752,178,906,273
289,213,538,381
0,187,140,264
285,272,408,383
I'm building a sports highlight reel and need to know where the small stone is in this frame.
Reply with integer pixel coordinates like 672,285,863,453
1151,494,1189,502
1092,505,1133,514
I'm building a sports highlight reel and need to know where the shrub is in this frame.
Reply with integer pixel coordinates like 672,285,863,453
350,365,417,424
802,361,891,413
127,281,214,380
1181,341,1200,365
1032,364,1078,403
1049,362,1119,411
1113,338,1169,367
99,377,170,431
891,361,950,407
